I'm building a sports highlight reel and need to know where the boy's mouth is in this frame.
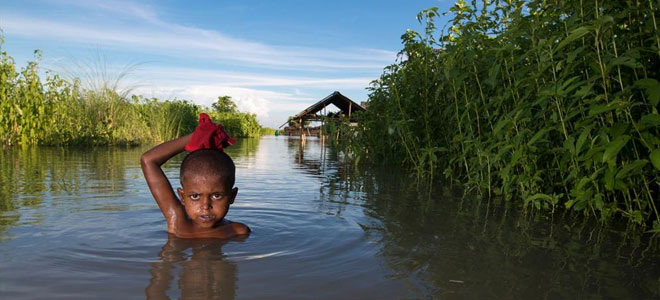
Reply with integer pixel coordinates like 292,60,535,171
198,214,216,222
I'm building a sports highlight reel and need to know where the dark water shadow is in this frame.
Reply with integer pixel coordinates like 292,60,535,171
146,235,245,300
316,160,660,299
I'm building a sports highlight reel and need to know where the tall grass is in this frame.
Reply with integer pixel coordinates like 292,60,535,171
134,96,200,144
0,38,267,145
338,0,660,228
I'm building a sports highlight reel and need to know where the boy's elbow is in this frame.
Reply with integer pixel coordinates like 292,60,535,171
140,153,152,169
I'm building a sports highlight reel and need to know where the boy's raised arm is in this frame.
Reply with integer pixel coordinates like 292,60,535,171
140,134,192,226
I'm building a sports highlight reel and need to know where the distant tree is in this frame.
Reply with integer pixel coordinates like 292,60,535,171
212,96,238,113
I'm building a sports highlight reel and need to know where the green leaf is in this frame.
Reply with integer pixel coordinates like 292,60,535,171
575,82,594,98
510,148,523,166
606,56,642,72
565,199,575,209
594,194,604,210
589,103,617,116
527,193,554,202
576,125,593,154
635,78,660,106
608,122,629,139
557,26,591,51
564,136,576,155
527,128,551,146
603,167,615,191
640,114,660,128
13,104,23,116
649,220,660,234
556,76,582,96
616,160,648,179
650,149,660,170
602,135,630,163
632,210,643,224
595,15,614,27
493,118,512,136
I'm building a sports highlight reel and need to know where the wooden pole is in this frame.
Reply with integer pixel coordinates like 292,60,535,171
322,105,326,143
348,102,352,119
300,118,306,145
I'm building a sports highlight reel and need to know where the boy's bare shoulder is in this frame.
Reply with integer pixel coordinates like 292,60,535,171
228,221,251,236
172,220,250,239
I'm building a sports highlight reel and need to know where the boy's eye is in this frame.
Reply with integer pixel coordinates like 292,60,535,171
190,194,200,200
211,194,224,200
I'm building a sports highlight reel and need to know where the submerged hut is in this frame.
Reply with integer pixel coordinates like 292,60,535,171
280,91,366,138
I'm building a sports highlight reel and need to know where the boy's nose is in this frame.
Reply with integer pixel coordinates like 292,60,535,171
201,197,213,209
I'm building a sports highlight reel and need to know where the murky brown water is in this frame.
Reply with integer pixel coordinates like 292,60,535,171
0,136,658,299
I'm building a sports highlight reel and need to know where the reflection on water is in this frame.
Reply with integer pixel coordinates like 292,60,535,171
0,146,142,236
146,236,242,300
0,138,262,233
315,157,660,299
0,136,659,299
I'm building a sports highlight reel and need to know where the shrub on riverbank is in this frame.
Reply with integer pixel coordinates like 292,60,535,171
260,127,277,135
0,40,268,145
340,0,660,227
207,96,263,138
208,111,262,138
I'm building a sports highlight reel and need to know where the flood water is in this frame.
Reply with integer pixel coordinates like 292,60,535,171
0,136,659,299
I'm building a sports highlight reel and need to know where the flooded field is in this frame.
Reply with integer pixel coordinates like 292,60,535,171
0,136,658,299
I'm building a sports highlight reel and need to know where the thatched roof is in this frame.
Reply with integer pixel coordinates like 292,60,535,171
280,91,365,128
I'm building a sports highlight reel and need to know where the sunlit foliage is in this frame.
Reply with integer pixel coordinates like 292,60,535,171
337,0,660,227
0,40,269,145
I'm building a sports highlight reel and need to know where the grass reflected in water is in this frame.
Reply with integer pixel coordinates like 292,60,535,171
0,138,262,236
309,148,660,299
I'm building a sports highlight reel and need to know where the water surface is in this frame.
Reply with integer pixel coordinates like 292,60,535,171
1,136,658,299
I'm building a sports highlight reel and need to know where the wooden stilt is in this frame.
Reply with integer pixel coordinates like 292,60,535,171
300,118,306,146
348,102,352,119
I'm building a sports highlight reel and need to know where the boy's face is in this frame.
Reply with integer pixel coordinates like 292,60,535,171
177,174,238,229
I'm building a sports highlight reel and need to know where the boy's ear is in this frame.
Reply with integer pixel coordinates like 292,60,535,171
229,187,238,204
176,188,184,202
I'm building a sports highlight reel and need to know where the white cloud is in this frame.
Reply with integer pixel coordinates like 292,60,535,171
132,84,315,121
0,13,396,71
52,0,161,24
0,0,387,127
135,66,375,89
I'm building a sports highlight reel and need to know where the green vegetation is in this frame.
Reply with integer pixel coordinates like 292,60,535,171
332,0,660,227
208,96,262,138
260,127,277,135
0,39,269,145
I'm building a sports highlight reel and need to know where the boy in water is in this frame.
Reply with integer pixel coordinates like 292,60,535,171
141,114,250,239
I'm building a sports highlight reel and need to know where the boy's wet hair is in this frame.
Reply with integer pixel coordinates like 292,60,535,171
180,149,235,188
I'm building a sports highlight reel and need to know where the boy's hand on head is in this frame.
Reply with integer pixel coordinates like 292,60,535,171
185,113,236,152
140,133,193,233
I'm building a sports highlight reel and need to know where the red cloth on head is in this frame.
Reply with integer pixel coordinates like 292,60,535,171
185,113,236,152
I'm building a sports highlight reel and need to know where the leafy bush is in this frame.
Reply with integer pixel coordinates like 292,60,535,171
343,0,660,227
209,111,262,138
260,127,277,135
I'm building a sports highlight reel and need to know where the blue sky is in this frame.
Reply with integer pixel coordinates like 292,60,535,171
1,0,453,127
